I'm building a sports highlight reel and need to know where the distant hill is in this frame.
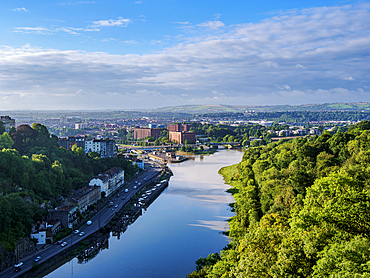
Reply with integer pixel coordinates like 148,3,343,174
152,103,370,114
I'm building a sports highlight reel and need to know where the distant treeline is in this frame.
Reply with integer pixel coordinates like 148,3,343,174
201,111,370,122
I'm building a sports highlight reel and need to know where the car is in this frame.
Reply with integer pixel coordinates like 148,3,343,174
34,256,41,262
135,181,138,184
115,204,118,208
73,230,79,234
133,185,137,189
79,232,85,236
86,220,92,226
14,262,23,268
125,189,128,192
61,242,67,247
117,194,120,197
56,241,62,245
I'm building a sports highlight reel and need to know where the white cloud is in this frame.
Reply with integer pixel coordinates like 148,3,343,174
295,64,307,69
196,21,225,29
343,76,355,81
276,84,291,90
263,61,279,68
92,17,131,28
13,7,29,12
15,27,48,31
135,1,142,4
2,3,370,110
213,14,221,20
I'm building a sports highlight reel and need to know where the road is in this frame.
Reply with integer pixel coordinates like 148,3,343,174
1,164,163,278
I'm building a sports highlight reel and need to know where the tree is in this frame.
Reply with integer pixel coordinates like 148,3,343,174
11,124,38,155
313,236,370,277
117,128,128,137
0,132,14,149
9,126,16,135
0,121,4,134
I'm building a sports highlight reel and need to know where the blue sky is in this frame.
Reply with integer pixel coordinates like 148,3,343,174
0,0,369,110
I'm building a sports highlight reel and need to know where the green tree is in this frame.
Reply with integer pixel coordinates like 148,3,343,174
0,132,14,149
0,121,4,134
117,128,128,137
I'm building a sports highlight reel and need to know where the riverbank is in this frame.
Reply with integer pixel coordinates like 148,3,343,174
42,149,243,278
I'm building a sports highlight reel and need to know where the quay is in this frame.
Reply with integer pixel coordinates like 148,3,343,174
148,151,188,163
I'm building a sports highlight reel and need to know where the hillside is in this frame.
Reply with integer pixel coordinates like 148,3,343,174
153,102,370,114
188,121,370,277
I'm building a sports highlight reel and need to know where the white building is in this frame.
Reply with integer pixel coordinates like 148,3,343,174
75,123,88,129
84,139,116,158
89,167,124,197
0,116,15,132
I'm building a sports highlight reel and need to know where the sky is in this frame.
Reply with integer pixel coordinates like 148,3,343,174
0,0,369,110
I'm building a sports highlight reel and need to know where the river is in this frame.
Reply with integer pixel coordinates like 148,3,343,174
44,149,243,278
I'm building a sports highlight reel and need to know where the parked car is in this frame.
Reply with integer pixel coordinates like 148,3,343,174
34,256,41,262
79,232,85,236
61,242,67,247
73,230,79,234
125,189,128,193
86,220,92,226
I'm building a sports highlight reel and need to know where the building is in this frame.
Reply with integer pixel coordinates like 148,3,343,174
89,167,124,197
169,131,196,144
49,205,78,229
132,158,144,169
148,123,158,128
59,116,67,124
310,128,322,135
31,219,62,245
0,116,15,132
75,123,88,129
58,135,87,150
85,138,116,158
133,128,161,139
167,124,192,132
59,136,116,158
70,185,101,212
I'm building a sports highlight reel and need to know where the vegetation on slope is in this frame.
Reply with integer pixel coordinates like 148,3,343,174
189,121,370,277
0,123,136,251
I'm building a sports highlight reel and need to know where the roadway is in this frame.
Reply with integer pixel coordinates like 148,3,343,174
1,164,164,278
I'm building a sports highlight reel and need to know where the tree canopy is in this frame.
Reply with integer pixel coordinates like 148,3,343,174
189,121,370,277
0,123,136,252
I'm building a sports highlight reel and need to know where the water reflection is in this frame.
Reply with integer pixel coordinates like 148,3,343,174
44,149,243,278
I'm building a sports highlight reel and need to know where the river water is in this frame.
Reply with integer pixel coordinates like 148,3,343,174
45,149,243,278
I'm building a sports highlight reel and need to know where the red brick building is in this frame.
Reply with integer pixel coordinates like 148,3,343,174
167,124,192,132
169,131,196,144
133,128,161,139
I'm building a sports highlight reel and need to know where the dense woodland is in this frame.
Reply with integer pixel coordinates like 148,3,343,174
189,121,370,277
0,123,137,251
